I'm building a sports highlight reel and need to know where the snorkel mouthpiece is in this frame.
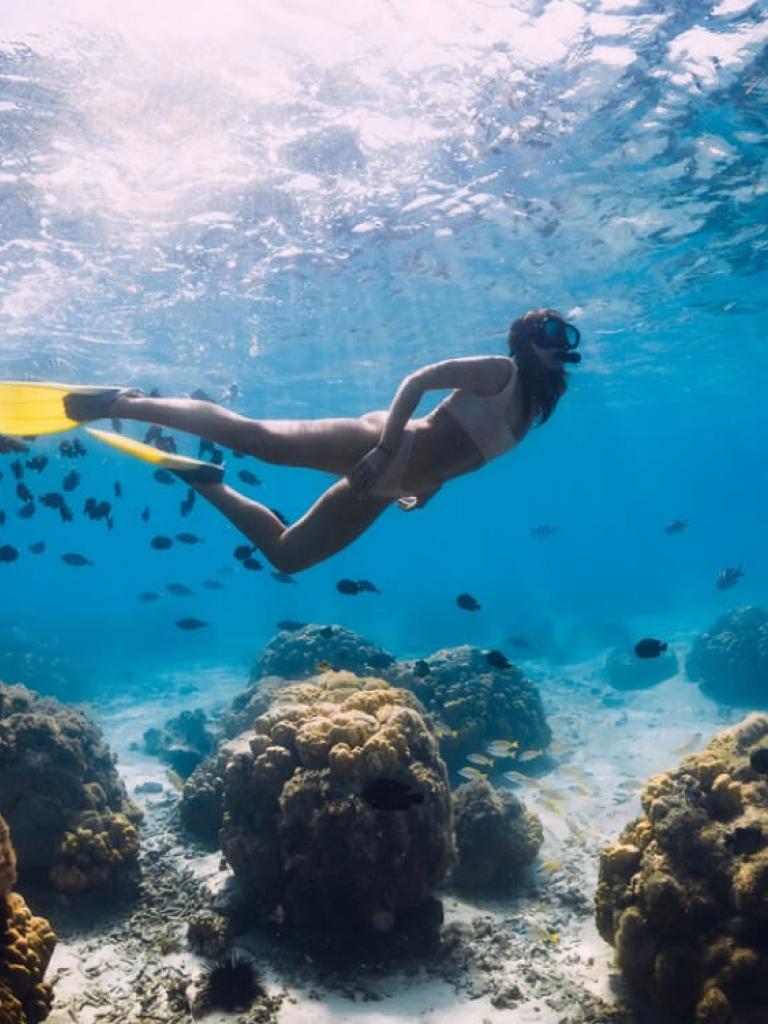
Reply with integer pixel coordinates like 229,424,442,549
557,350,582,364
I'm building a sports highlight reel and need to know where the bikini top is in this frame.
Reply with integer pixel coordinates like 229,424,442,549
434,358,522,463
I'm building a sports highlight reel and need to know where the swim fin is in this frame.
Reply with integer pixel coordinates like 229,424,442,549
0,380,135,437
85,427,225,484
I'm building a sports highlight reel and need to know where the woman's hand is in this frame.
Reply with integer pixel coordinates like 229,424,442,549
349,445,393,497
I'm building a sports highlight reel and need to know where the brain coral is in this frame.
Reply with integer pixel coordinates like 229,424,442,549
0,814,56,1023
0,682,141,896
686,606,768,705
596,713,768,1023
252,624,396,684
219,670,453,933
391,646,551,769
452,777,543,889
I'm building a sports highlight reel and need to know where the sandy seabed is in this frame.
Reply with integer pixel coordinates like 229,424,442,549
39,649,740,1024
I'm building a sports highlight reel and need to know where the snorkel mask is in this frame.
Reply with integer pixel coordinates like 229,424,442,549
537,316,582,364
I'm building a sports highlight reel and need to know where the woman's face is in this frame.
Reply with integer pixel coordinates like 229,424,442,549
529,340,566,371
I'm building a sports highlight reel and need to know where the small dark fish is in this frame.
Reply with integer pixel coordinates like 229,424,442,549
28,541,46,554
317,626,334,639
149,387,162,398
114,481,122,498
176,617,208,630
0,511,5,526
362,778,424,812
486,649,512,670
198,438,215,457
509,636,533,653
138,591,161,602
278,619,307,632
271,571,296,584
107,516,114,530
190,388,213,402
62,470,80,492
209,446,224,466
243,557,264,571
18,501,35,519
634,638,668,659
154,469,175,485
166,583,193,596
202,579,224,590
41,492,64,509
176,533,202,544
270,507,291,526
0,436,28,454
58,440,74,458
237,469,261,486
0,545,19,563
716,566,744,591
61,552,92,567
356,579,381,593
144,425,163,445
664,519,687,535
110,417,123,433
155,434,177,454
141,506,151,523
180,489,195,517
457,592,481,612
16,482,32,503
59,502,73,523
336,578,359,595
234,544,255,561
73,438,87,456
10,460,23,480
530,524,558,538
151,535,174,550
25,456,48,473
413,659,431,677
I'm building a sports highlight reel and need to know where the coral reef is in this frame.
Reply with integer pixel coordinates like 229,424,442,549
0,682,141,895
219,670,453,933
180,743,233,841
252,625,396,686
143,708,217,778
596,713,768,1023
391,646,551,769
0,814,56,1023
451,777,543,889
686,606,768,705
604,645,678,691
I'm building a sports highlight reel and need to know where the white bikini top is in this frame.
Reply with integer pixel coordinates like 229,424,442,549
434,358,521,463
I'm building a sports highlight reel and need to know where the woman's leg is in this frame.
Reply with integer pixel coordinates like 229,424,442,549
192,477,391,574
111,395,383,476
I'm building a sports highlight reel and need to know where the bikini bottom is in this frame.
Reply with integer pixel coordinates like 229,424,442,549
368,430,416,499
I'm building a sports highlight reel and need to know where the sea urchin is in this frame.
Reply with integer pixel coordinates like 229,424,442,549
197,952,264,1014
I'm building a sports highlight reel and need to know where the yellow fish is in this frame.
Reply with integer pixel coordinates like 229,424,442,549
539,796,565,815
486,741,518,758
458,766,487,781
538,860,562,875
517,749,545,763
566,820,587,844
674,732,703,754
528,924,560,945
166,769,185,793
567,781,594,797
503,770,542,788
467,753,495,767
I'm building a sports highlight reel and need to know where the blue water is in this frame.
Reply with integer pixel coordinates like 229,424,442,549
0,0,767,697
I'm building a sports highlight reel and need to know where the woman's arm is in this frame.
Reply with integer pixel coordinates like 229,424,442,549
378,356,512,454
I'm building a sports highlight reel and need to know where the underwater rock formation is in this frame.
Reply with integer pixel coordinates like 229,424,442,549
219,669,453,933
252,624,396,686
596,713,768,1023
604,645,678,691
392,646,551,769
143,707,218,779
0,814,56,1023
686,606,768,705
451,777,543,889
0,682,141,896
180,743,233,841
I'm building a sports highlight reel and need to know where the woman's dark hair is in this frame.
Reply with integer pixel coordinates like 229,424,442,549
507,308,571,426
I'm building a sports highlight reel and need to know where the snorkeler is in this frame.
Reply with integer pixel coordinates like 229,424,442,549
0,309,581,573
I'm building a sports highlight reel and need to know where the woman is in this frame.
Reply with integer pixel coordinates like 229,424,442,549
68,308,581,573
